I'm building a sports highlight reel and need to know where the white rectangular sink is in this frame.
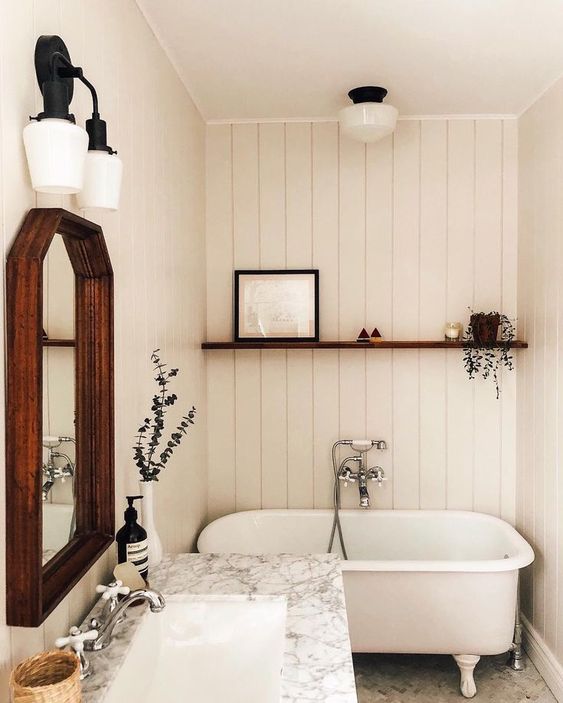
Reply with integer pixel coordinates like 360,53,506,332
103,594,287,703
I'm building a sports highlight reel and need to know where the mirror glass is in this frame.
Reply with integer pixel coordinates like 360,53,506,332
42,234,76,566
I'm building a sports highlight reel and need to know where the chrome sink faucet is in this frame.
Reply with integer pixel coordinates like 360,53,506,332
56,585,165,679
336,439,387,508
84,587,165,651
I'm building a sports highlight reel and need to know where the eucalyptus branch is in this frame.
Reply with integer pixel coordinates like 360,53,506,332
145,354,169,471
133,349,197,482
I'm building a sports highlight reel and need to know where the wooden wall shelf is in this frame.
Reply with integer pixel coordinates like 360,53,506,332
202,340,528,350
43,339,76,347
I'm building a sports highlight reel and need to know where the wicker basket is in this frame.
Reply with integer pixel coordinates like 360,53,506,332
10,650,81,703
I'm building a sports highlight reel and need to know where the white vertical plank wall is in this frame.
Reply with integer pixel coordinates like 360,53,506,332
518,76,563,686
445,120,475,512
286,124,314,509
206,118,519,520
0,0,207,684
312,124,340,510
419,121,447,510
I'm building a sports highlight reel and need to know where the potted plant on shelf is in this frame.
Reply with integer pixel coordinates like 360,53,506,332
462,310,515,399
133,349,196,567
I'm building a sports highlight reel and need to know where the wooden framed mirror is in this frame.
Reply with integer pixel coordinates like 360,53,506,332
6,208,114,626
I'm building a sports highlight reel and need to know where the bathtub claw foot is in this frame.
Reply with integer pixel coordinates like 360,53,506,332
453,654,480,698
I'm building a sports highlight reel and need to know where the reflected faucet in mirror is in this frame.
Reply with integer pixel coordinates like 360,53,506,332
42,434,76,565
41,435,75,501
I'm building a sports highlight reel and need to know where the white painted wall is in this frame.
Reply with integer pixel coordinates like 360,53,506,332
517,75,563,696
206,119,518,521
0,0,206,693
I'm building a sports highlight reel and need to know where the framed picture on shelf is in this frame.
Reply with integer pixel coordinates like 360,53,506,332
234,269,319,343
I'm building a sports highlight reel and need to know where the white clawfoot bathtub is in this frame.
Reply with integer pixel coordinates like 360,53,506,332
198,509,534,698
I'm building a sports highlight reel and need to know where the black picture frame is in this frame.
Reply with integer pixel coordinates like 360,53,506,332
234,269,320,343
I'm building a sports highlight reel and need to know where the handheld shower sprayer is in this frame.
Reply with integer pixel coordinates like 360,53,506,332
348,439,387,452
42,435,76,448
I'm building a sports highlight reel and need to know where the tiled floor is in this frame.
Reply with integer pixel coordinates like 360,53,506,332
354,653,556,702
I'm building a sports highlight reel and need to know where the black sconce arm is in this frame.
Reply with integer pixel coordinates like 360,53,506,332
50,50,100,118
33,35,115,154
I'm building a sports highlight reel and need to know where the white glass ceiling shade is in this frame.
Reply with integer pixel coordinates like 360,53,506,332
76,150,123,211
339,102,398,143
23,118,88,193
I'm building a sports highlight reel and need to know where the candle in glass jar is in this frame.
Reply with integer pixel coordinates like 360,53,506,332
444,322,462,341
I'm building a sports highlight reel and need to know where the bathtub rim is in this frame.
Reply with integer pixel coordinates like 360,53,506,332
197,508,534,574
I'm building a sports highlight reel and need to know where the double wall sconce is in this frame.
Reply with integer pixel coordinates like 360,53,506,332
23,35,122,211
339,86,398,143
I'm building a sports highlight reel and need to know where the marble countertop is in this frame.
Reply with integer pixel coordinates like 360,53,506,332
81,553,357,703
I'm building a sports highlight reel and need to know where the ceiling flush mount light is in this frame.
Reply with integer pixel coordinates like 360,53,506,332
23,35,122,210
339,86,398,143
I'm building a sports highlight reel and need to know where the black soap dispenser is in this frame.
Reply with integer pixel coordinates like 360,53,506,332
116,496,148,581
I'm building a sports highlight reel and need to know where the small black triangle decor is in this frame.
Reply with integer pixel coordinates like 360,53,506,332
356,328,370,343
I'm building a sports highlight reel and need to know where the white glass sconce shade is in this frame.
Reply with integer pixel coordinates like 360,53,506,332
339,102,398,143
23,118,88,193
76,150,123,211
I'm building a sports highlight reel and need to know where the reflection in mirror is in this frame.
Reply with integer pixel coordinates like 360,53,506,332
42,234,76,566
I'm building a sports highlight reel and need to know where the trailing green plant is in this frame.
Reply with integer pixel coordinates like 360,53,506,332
462,310,515,399
133,349,196,482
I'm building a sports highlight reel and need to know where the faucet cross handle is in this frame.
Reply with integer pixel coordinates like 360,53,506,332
94,580,130,626
338,467,357,486
367,467,387,486
55,626,98,679
96,580,130,600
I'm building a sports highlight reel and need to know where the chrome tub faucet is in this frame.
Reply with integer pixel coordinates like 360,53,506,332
41,436,75,500
335,439,387,508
